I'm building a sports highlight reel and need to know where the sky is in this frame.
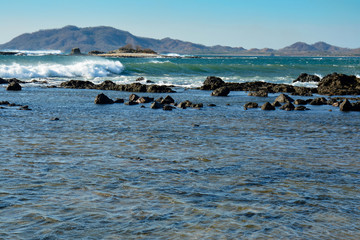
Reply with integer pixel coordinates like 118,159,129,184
1,0,360,49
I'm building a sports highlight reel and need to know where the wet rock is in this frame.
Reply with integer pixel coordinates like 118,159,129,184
261,102,275,110
70,48,82,55
94,93,114,104
295,106,310,111
163,105,175,111
161,95,175,104
292,87,314,96
244,102,258,110
124,101,138,105
0,101,10,105
326,98,338,105
6,82,22,91
146,84,175,93
0,78,8,84
293,73,320,83
317,72,360,95
339,99,353,111
129,94,140,102
248,90,268,97
50,117,60,121
18,105,31,110
140,105,146,108
150,102,163,109
272,101,282,107
275,94,294,103
211,86,230,96
135,77,145,81
96,80,117,90
208,103,216,107
60,80,95,89
294,99,307,105
201,76,225,90
280,102,295,111
114,98,124,103
136,96,154,104
88,50,105,55
177,100,192,109
310,97,328,105
192,103,203,109
351,102,360,111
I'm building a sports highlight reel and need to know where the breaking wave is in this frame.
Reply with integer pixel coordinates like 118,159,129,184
0,58,124,79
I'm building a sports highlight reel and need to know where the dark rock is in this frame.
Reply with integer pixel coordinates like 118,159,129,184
146,84,175,93
310,97,328,105
248,90,268,97
327,98,338,105
293,73,320,83
0,101,10,105
244,102,258,110
339,99,353,111
50,117,60,121
96,80,117,90
275,94,294,103
272,101,282,107
292,87,314,96
261,102,275,110
135,77,145,81
351,102,360,111
208,104,216,107
70,48,82,55
294,99,307,105
114,98,124,103
163,105,175,111
140,105,146,108
280,102,295,111
0,78,8,84
155,97,163,103
150,102,163,109
211,86,230,96
129,94,140,102
161,95,175,104
136,96,154,103
124,83,147,92
60,80,95,89
18,105,31,110
201,76,225,90
124,101,138,105
94,93,114,104
6,82,22,91
295,106,310,111
177,100,192,109
317,73,360,95
191,103,203,109
88,50,105,55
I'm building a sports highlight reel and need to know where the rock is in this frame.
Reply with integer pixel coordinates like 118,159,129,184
211,86,230,96
155,97,163,103
88,50,105,55
294,99,307,105
135,77,145,81
275,93,294,103
351,102,360,111
163,105,175,111
136,96,154,104
70,48,82,55
191,103,203,109
124,83,147,92
244,102,258,110
292,87,314,96
261,102,275,110
248,90,268,97
0,78,8,84
150,102,163,109
339,99,353,111
18,105,31,110
272,101,282,107
201,76,225,90
114,98,124,103
293,73,320,83
280,102,295,111
50,117,60,121
146,85,175,93
295,106,309,111
161,95,175,104
332,102,340,107
124,101,138,105
317,72,360,95
0,101,10,105
94,93,114,104
6,82,22,91
129,94,140,102
96,80,117,90
60,80,95,89
177,100,192,109
208,104,216,107
310,97,328,105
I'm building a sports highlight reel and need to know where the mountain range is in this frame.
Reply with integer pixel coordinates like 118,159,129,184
0,25,359,56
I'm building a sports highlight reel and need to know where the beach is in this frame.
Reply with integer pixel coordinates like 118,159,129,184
1,54,360,239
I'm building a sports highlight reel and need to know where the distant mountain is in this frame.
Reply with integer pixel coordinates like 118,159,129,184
0,26,359,56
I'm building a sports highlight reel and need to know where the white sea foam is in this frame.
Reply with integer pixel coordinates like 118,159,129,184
0,59,124,79
1,49,63,56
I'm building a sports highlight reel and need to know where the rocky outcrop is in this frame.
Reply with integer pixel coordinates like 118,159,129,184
275,94,294,103
60,80,174,93
261,102,275,110
309,97,327,105
248,90,268,97
70,48,82,55
200,76,225,90
6,82,22,91
317,73,360,95
293,73,320,83
94,93,114,104
339,99,353,111
211,87,230,96
244,102,258,110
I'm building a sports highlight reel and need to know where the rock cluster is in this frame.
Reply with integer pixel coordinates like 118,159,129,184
317,72,360,95
293,73,320,83
60,80,175,93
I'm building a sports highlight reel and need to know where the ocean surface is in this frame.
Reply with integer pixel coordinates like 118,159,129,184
1,54,360,239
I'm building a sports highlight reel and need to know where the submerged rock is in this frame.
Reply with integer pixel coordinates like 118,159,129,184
94,93,114,104
6,82,22,91
211,86,230,96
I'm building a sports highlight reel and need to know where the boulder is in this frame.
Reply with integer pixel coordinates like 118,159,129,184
70,48,82,55
124,101,138,105
94,93,114,104
295,106,309,111
294,99,307,105
150,102,163,109
161,95,175,104
88,50,105,55
60,80,95,89
339,99,353,111
114,98,124,103
146,85,175,93
201,76,225,90
163,105,175,111
293,73,320,83
272,101,282,107
310,97,328,105
261,102,275,110
0,78,8,84
211,86,230,96
248,90,268,97
96,80,117,90
275,93,294,103
177,100,193,109
317,73,360,95
6,82,22,91
280,102,295,111
244,102,258,110
129,94,140,102
136,96,154,103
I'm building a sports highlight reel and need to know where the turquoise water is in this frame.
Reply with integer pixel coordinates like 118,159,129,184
1,55,360,239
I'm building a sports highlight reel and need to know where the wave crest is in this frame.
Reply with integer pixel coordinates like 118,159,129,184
0,59,124,79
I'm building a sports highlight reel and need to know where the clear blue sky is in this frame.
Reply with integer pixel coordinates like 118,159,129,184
1,0,359,49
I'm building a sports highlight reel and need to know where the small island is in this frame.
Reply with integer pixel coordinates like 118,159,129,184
88,44,160,58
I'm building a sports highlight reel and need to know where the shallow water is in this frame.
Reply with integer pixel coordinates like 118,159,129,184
1,86,360,239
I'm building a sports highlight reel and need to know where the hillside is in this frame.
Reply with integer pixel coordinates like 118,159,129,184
0,26,359,56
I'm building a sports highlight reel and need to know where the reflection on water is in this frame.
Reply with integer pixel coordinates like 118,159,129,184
1,88,360,239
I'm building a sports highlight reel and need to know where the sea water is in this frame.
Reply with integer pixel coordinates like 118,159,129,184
1,55,360,239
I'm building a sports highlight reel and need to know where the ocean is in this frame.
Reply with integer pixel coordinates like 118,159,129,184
1,53,360,239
